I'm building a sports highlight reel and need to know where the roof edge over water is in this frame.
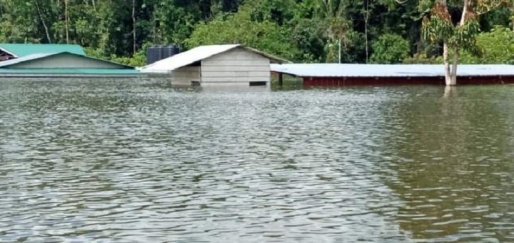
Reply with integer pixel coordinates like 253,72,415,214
0,43,86,57
142,44,290,72
271,64,514,78
0,51,135,69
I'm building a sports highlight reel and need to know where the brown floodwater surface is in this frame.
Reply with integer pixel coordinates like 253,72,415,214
0,79,513,242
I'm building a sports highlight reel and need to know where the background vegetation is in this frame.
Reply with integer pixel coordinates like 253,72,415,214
0,0,512,66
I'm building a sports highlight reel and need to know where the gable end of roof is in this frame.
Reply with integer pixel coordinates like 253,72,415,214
0,43,86,57
0,51,135,69
142,44,289,73
238,46,290,64
0,47,17,57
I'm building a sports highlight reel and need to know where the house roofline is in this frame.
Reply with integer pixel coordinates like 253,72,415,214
238,45,291,64
0,51,135,69
0,47,18,58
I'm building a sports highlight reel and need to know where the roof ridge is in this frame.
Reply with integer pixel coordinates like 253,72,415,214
0,43,86,57
0,43,82,45
0,51,133,69
142,44,288,72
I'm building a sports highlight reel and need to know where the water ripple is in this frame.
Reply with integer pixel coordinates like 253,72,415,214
1,79,513,242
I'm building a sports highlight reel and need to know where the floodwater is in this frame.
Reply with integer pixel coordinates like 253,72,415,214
0,78,513,242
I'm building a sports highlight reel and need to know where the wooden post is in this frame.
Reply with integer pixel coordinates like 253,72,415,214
278,73,283,86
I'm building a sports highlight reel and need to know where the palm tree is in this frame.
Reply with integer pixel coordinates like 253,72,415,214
314,0,351,63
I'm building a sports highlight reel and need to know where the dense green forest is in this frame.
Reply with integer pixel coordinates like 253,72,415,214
0,0,512,66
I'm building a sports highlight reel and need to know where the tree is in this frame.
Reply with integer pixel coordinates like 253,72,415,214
184,3,301,60
314,0,352,63
0,0,512,66
420,0,509,86
370,33,410,63
459,25,514,64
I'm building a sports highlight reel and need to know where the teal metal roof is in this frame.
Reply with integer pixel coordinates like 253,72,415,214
0,51,134,69
0,68,141,75
0,43,86,57
0,53,55,67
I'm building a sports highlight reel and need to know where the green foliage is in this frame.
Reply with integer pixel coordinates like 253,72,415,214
0,0,512,65
403,53,443,64
481,7,512,31
250,0,296,25
85,45,147,67
420,0,512,68
452,20,482,55
459,26,514,64
422,17,456,45
185,4,302,61
110,52,146,67
370,34,410,64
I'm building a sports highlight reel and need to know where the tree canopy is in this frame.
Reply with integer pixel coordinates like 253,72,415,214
0,0,511,66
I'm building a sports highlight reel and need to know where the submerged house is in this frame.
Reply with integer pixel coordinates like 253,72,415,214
141,44,288,87
0,43,141,78
271,63,514,86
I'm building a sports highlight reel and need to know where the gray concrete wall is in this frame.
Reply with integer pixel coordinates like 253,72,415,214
170,66,201,85
201,47,270,85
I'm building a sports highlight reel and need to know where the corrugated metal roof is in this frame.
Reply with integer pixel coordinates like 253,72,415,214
142,44,238,73
0,43,86,57
0,53,55,67
141,44,288,73
270,64,514,77
0,52,134,69
0,68,140,74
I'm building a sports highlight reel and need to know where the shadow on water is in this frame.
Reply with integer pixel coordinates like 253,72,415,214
378,85,514,242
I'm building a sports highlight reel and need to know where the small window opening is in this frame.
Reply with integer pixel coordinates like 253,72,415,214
249,81,266,86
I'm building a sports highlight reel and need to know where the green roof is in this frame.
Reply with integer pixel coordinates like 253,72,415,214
0,43,86,57
0,51,134,69
0,68,141,75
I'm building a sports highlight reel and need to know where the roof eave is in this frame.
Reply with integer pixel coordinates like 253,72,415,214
0,47,18,58
240,45,291,64
142,44,291,73
76,54,135,69
0,51,135,69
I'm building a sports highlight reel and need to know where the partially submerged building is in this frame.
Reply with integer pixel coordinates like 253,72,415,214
141,44,288,87
0,43,141,78
271,63,514,86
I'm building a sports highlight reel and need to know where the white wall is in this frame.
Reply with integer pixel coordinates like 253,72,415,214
170,66,201,85
201,47,270,85
11,54,123,69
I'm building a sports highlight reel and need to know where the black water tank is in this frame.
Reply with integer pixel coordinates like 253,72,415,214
151,45,160,64
146,45,156,64
146,44,180,64
163,45,174,59
172,45,180,56
155,45,164,62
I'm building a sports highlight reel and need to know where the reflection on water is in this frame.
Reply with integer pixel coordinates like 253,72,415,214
0,79,513,242
383,86,514,242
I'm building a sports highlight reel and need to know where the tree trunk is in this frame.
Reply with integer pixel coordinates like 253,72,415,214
132,0,137,54
365,18,368,63
338,39,341,63
443,0,469,86
450,47,458,85
65,0,69,44
448,0,469,86
443,43,452,85
364,0,369,63
439,0,452,85
34,0,52,43
460,0,468,28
